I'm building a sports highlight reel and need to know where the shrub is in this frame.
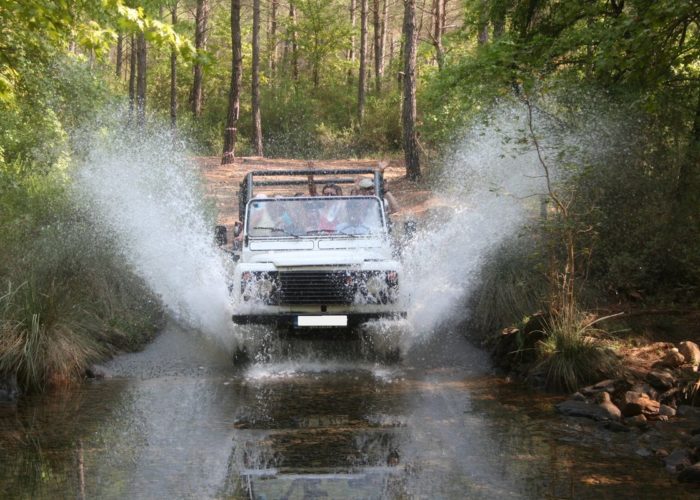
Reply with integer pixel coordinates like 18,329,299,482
0,165,163,392
530,310,622,393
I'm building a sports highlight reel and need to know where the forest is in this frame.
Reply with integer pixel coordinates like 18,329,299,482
1,0,699,394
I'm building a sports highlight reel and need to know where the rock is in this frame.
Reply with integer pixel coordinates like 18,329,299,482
0,373,20,403
635,447,652,457
661,349,686,368
630,382,658,400
659,404,677,417
678,463,700,483
571,392,586,402
647,370,676,391
622,391,661,417
581,379,618,396
664,448,692,473
649,414,669,422
596,392,622,420
656,448,670,459
556,400,617,421
625,414,649,428
679,341,700,366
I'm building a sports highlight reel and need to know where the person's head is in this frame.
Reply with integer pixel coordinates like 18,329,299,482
321,183,343,196
357,177,375,195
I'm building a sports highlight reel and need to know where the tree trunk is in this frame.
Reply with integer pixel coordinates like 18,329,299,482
191,0,209,118
402,0,420,179
222,0,242,165
128,34,136,114
289,1,299,82
348,0,356,84
373,0,384,93
252,0,263,155
136,31,147,124
380,0,387,79
268,0,278,74
477,0,489,45
170,3,178,128
431,0,444,69
116,33,123,78
358,0,368,122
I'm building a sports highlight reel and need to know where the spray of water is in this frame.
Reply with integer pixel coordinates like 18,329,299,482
73,115,235,350
400,106,550,344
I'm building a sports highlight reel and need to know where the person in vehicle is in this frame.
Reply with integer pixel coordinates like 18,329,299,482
337,200,380,235
354,177,400,214
321,183,343,196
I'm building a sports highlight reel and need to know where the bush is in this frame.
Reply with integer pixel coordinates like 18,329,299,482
530,310,622,393
0,165,163,392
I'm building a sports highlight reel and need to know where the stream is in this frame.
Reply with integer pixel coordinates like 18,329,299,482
0,323,688,499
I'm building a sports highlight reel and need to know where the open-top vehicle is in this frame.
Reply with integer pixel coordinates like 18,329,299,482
227,168,406,330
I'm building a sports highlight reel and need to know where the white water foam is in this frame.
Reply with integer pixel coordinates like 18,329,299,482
74,120,235,350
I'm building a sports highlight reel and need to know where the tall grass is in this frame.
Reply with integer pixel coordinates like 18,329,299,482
0,165,163,392
531,310,622,393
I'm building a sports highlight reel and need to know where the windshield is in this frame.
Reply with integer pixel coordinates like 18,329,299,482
246,197,384,237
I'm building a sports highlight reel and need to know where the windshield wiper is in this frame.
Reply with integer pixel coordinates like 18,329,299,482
252,226,300,238
305,229,340,235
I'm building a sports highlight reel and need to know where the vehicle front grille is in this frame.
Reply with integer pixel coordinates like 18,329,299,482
276,271,354,305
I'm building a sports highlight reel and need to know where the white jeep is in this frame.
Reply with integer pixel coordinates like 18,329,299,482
228,168,406,330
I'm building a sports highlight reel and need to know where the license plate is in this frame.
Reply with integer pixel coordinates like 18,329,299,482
297,315,348,327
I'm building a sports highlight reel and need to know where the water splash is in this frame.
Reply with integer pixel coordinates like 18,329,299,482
73,115,235,350
401,105,548,340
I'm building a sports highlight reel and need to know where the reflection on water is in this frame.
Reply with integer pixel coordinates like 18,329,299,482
0,325,688,499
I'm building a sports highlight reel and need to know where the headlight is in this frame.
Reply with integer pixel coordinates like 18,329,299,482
256,278,273,297
241,272,276,302
366,275,387,297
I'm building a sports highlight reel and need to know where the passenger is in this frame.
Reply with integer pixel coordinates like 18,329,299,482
321,183,343,196
337,202,371,235
355,177,400,214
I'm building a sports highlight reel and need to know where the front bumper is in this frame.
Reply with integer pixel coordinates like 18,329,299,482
231,311,407,327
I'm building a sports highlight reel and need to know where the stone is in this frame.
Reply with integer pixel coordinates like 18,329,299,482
661,349,686,368
596,392,622,420
659,404,677,417
635,447,652,457
679,341,700,366
625,414,649,428
664,448,692,473
647,370,676,391
556,400,617,421
678,463,700,483
571,392,586,402
0,373,19,403
622,391,661,417
581,379,618,396
655,448,669,459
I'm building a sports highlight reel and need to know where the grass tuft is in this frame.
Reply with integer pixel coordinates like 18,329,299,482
530,310,623,393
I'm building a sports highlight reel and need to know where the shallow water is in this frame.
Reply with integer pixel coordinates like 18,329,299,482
0,324,689,499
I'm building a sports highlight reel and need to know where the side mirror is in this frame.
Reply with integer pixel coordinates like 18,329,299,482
215,225,228,246
233,221,243,238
